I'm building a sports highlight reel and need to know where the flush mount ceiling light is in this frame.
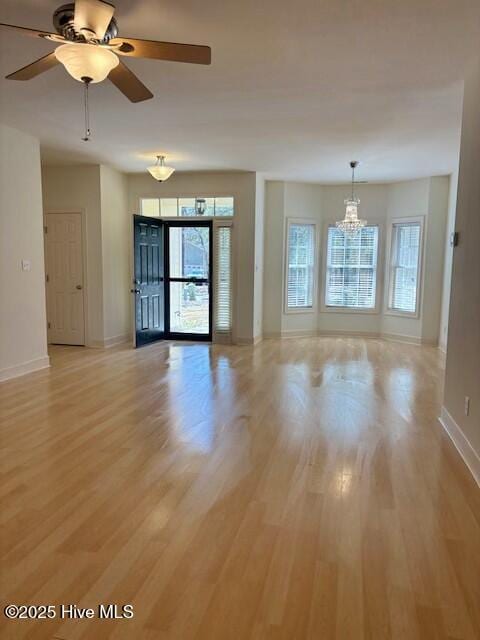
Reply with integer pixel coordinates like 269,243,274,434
336,161,367,234
148,155,175,182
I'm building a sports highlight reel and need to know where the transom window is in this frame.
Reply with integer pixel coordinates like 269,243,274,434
285,221,316,311
140,197,234,218
325,225,379,309
387,220,422,314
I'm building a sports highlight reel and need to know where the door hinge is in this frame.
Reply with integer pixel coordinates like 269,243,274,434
46,274,49,283
47,322,51,329
44,225,48,234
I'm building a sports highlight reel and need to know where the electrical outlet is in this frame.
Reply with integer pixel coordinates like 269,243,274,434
464,396,470,417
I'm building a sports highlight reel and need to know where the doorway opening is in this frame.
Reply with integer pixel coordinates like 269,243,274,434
133,216,212,347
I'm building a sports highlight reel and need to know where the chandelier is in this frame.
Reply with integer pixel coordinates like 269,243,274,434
336,161,367,234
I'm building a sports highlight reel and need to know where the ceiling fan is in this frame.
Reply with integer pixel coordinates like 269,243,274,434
0,0,212,104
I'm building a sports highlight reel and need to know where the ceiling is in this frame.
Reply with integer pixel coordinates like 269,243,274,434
1,0,479,182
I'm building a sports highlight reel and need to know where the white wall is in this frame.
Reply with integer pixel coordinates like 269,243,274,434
421,176,449,344
263,177,450,344
263,182,285,336
42,165,104,346
253,174,265,340
444,58,480,460
439,170,459,352
0,124,49,380
100,165,131,345
127,170,259,343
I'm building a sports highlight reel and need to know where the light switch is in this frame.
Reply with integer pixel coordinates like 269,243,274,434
21,259,31,272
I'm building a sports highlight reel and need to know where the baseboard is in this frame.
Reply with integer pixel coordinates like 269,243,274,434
0,355,50,383
439,407,480,487
103,334,130,348
264,329,318,339
382,332,422,345
235,335,263,345
319,329,380,339
382,333,438,347
88,334,130,349
263,330,430,342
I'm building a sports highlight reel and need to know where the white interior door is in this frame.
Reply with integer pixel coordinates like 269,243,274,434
45,213,85,345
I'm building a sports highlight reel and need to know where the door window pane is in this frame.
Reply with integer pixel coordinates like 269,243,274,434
169,282,209,334
169,226,210,279
141,198,160,217
178,198,196,217
195,197,215,216
215,197,234,216
160,198,178,217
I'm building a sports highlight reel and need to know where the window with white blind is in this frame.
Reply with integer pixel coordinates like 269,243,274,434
387,219,423,314
285,221,317,311
325,225,379,309
214,223,233,337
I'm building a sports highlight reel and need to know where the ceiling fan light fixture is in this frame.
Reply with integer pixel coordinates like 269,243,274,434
54,43,119,83
148,155,175,182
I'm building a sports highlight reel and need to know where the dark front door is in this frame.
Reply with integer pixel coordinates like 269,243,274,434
133,215,165,347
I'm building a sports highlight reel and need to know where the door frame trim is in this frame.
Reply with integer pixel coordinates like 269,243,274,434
44,209,88,346
165,219,213,342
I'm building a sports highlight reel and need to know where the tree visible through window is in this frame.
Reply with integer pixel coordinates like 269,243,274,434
325,226,379,309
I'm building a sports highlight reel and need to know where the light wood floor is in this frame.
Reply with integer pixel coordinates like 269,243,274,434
0,338,479,640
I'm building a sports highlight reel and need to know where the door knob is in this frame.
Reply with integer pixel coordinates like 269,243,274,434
76,284,83,290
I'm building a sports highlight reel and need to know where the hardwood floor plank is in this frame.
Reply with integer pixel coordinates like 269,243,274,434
0,338,478,639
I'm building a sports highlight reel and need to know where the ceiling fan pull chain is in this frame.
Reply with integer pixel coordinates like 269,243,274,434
82,79,91,142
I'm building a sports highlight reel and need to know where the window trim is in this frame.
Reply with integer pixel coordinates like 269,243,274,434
283,218,319,315
384,215,425,319
320,222,383,315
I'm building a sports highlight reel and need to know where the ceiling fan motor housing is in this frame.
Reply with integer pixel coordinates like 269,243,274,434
53,3,118,43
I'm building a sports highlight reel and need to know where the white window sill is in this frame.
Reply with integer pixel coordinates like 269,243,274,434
384,309,420,319
321,305,379,315
284,306,316,315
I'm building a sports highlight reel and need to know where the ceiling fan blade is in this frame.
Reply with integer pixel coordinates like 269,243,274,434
0,22,53,39
74,0,115,40
6,52,59,81
110,37,211,65
108,61,153,102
